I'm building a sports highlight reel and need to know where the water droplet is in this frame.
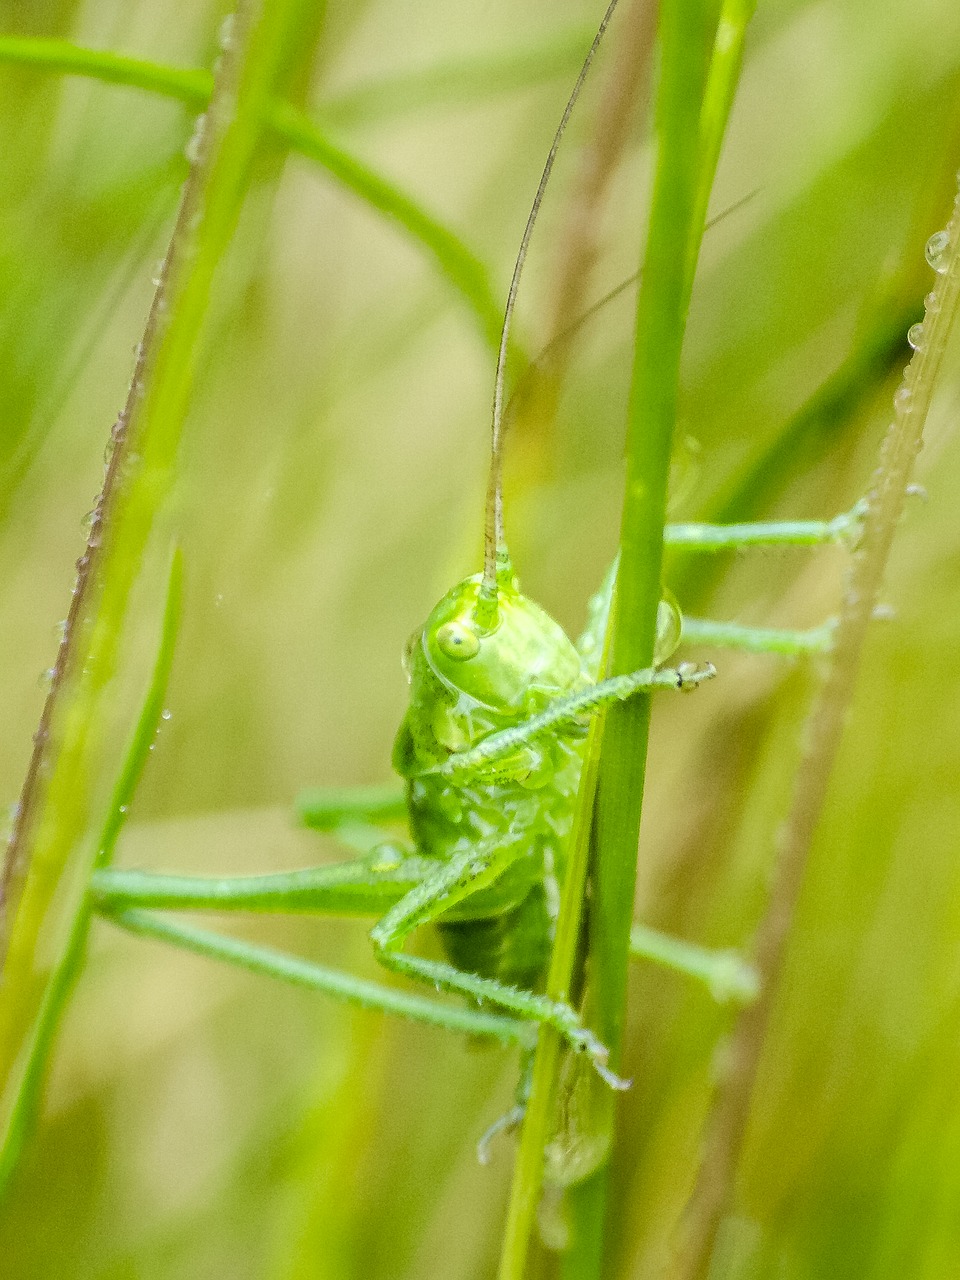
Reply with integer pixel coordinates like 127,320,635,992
148,743,156,752
668,434,702,514
38,667,56,688
907,322,925,351
655,591,683,665
184,114,206,165
894,386,912,414
925,229,950,274
214,593,224,607
161,708,172,721
80,508,96,532
924,290,941,315
118,804,129,815
219,14,235,48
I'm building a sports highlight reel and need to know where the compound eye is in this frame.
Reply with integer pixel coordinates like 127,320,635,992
436,620,480,661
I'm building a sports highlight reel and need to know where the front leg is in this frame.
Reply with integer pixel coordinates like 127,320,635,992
432,661,715,781
370,843,628,1090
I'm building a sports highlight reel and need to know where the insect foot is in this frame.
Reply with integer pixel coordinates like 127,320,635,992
674,660,717,690
567,1024,631,1092
824,496,870,548
476,1104,527,1165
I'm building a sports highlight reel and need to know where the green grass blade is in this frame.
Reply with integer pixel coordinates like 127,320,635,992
95,549,184,870
497,711,607,1279
0,35,210,104
319,24,596,127
573,2,753,1272
0,35,503,349
592,0,716,1132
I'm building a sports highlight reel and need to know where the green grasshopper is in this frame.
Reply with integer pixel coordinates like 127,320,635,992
91,0,861,1113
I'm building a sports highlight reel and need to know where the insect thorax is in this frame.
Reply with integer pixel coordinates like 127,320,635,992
394,572,589,987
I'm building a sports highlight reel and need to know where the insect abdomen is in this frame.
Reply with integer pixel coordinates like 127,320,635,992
437,882,553,991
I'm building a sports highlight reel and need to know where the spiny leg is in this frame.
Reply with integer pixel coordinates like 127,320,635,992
93,777,423,916
95,836,625,1083
100,906,535,1046
92,865,758,1004
663,500,866,551
578,504,865,664
368,841,628,1089
433,661,714,781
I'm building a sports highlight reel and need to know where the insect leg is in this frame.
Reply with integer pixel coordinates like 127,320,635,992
295,782,406,830
477,1048,535,1164
292,781,411,859
434,662,715,780
91,849,434,916
628,923,758,1004
100,907,535,1046
369,845,628,1088
663,500,867,550
680,617,836,655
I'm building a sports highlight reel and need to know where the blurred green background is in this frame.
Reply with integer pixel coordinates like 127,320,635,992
1,0,960,1276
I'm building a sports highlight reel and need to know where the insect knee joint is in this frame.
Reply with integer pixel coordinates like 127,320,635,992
675,660,716,690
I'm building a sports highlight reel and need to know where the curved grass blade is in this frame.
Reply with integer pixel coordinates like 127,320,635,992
0,34,502,349
319,24,598,128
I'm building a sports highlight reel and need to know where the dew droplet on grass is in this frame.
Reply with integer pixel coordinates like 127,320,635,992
925,229,950,273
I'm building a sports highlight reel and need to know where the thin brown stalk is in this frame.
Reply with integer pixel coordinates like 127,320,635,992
669,182,960,1280
517,0,658,453
546,0,657,367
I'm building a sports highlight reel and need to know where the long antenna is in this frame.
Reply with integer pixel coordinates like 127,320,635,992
501,190,760,427
477,0,623,624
